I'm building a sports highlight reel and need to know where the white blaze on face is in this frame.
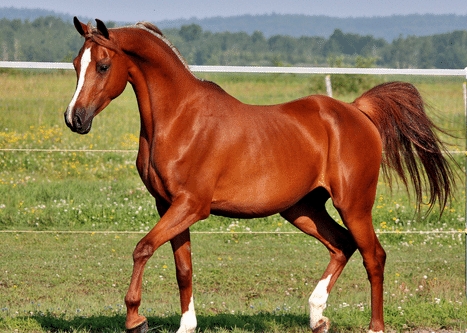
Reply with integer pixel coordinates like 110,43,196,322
66,47,92,124
309,274,332,328
176,295,197,333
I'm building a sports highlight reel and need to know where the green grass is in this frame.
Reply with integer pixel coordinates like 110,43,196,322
0,232,465,332
0,70,466,332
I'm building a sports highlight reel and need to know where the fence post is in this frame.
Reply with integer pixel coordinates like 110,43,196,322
464,67,467,299
325,75,332,97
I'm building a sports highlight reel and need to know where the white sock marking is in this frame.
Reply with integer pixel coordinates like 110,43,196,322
309,274,332,328
66,47,92,124
176,295,197,333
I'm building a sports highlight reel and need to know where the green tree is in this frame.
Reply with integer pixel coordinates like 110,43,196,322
1,14,467,69
179,24,202,42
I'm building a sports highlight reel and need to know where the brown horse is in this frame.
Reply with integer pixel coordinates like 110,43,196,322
65,18,455,333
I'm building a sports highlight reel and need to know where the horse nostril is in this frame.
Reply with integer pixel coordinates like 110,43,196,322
73,114,83,129
67,108,93,134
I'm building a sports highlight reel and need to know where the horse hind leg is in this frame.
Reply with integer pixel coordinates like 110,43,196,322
280,188,357,333
338,208,386,333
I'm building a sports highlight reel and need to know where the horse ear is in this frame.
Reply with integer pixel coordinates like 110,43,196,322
73,16,87,37
95,19,110,39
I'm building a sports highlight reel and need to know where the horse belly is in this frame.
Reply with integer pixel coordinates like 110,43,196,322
210,161,322,218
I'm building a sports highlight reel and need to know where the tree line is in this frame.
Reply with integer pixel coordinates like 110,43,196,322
1,16,466,69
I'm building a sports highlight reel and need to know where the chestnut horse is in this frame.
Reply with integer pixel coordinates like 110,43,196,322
65,18,454,333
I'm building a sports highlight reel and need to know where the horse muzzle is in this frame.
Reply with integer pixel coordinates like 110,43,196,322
64,107,94,135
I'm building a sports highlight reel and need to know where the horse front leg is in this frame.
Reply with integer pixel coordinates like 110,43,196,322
171,229,197,333
124,197,207,333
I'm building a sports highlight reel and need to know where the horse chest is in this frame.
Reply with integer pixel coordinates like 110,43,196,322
136,152,171,202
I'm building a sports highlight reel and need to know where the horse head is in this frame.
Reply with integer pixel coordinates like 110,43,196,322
64,17,129,134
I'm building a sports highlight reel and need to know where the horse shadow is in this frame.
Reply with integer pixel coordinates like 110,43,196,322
29,312,310,332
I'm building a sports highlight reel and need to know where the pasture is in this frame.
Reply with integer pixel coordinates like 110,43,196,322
0,70,466,332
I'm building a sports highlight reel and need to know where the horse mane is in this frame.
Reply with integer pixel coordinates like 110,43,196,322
133,21,192,71
135,21,164,36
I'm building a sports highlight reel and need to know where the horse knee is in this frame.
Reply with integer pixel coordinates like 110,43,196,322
133,240,155,263
175,261,192,288
376,246,386,267
364,244,386,281
362,257,385,284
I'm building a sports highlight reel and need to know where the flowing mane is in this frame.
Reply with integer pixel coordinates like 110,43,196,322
132,21,192,71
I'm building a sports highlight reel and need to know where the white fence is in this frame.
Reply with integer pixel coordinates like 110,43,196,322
1,61,467,77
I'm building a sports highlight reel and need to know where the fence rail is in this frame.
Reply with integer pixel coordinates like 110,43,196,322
1,61,467,77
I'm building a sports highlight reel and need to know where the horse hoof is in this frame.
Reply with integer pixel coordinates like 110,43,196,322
126,320,149,333
312,317,330,333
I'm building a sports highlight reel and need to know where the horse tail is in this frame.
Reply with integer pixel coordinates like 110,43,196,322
352,81,455,213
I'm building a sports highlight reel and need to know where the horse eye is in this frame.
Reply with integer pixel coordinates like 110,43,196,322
97,63,110,73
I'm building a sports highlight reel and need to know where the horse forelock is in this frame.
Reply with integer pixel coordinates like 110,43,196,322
82,23,121,53
85,22,105,40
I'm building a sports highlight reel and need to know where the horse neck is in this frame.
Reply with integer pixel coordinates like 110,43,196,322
119,28,200,136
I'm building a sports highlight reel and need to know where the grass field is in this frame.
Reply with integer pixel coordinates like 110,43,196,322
0,70,466,332
0,232,466,332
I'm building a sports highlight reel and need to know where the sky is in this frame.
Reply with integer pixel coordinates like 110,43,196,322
2,0,467,22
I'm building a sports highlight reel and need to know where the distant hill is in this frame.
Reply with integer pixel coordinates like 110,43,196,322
156,13,467,41
0,7,79,23
1,7,466,41
1,8,466,68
